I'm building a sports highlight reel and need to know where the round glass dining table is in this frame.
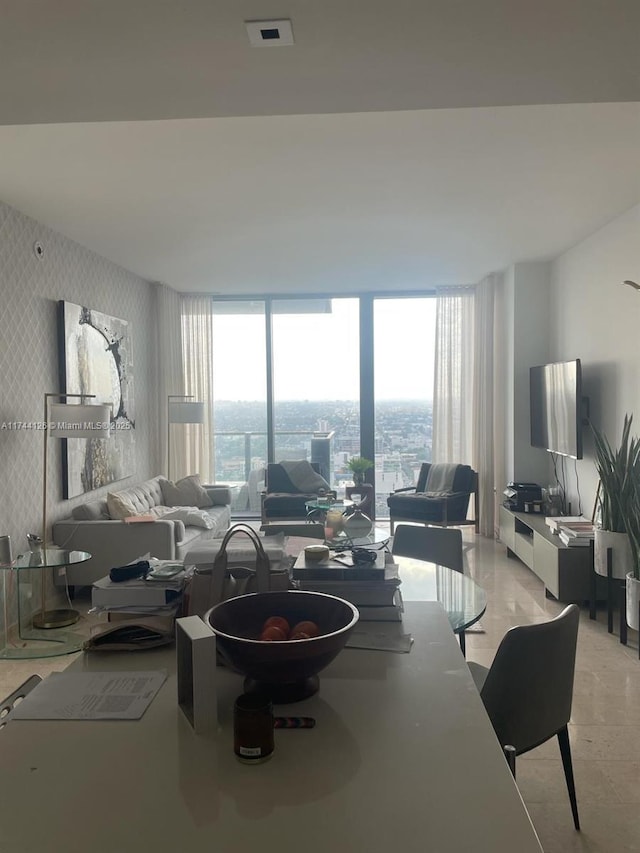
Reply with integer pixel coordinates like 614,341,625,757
392,555,487,634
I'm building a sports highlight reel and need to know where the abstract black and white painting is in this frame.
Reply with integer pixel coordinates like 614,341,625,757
58,301,136,498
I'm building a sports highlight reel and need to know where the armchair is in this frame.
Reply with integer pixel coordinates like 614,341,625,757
261,461,331,522
387,462,478,534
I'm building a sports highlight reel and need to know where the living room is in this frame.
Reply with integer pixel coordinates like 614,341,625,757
0,5,637,549
0,3,638,850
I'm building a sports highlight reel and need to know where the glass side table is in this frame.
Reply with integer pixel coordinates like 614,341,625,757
0,548,91,659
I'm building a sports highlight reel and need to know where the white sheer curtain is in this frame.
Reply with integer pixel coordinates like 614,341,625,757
432,277,504,537
155,283,186,478
181,296,214,483
473,273,502,537
432,286,475,465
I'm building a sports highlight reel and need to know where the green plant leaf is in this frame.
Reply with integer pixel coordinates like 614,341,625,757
591,414,640,578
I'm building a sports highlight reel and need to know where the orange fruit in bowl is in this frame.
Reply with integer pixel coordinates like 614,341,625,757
260,625,287,642
263,616,290,635
289,621,320,639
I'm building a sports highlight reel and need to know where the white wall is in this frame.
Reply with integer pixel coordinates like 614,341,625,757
550,204,640,517
501,261,553,485
0,201,158,560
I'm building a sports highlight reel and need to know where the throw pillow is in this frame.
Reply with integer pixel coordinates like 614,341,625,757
107,491,138,519
160,475,213,509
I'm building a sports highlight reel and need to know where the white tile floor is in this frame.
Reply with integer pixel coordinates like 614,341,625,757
1,529,639,852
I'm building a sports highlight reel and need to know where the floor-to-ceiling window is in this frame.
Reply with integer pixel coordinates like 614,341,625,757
211,301,268,513
271,298,360,494
372,297,436,517
207,293,436,517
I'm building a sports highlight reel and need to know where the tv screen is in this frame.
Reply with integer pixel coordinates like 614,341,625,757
530,359,583,459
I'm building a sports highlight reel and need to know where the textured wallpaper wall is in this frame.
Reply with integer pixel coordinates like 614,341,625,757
0,200,158,559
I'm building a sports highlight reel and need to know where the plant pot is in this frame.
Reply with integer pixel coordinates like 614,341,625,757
594,529,632,579
625,572,640,631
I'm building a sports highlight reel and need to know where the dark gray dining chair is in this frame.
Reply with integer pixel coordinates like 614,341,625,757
0,675,42,728
392,524,468,652
391,523,464,572
467,604,581,830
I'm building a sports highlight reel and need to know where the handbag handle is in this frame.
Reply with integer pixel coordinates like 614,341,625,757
209,524,271,605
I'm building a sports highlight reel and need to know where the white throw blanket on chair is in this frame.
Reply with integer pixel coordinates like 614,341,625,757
424,463,458,495
280,460,329,493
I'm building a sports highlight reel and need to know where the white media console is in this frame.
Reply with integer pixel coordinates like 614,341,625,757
498,506,594,602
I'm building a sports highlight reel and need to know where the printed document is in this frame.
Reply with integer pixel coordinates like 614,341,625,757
10,670,167,720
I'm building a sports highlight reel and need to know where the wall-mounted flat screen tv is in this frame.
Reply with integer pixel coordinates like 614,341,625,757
530,359,583,459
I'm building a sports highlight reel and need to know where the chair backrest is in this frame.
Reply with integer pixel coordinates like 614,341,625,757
392,524,464,572
415,462,476,495
0,675,42,728
265,462,323,494
479,604,580,755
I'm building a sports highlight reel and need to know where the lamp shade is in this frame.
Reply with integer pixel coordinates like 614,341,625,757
168,401,205,424
48,403,112,438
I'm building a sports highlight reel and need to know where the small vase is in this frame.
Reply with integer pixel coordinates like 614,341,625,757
626,572,640,631
343,509,372,540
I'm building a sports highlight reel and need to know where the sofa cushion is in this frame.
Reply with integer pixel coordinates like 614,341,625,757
107,491,138,519
160,475,213,508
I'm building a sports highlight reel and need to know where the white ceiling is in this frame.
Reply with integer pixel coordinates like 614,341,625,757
0,1,638,294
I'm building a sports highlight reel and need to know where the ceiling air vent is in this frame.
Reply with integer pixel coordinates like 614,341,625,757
245,19,294,47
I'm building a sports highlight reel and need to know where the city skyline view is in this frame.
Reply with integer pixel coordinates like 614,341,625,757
213,397,433,517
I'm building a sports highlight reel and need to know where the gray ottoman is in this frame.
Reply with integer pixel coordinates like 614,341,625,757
184,532,289,571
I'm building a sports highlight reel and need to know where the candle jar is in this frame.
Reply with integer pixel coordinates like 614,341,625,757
325,509,344,537
233,693,274,763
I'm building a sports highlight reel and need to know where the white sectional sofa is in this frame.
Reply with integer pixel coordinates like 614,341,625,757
53,476,231,588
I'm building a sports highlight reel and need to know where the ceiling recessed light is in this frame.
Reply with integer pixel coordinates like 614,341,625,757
245,19,294,47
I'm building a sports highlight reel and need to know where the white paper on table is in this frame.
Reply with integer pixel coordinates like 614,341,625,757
10,670,167,720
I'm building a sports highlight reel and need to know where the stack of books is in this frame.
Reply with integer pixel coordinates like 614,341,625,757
91,566,186,622
545,515,589,533
292,549,403,621
557,520,595,547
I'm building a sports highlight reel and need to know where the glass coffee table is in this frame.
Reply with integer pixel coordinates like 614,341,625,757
0,548,91,659
304,499,353,521
325,526,390,550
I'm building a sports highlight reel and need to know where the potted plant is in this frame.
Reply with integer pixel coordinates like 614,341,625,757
591,415,640,586
346,456,374,487
622,469,640,630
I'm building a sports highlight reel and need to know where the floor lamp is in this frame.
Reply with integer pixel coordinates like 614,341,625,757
167,395,205,481
37,392,111,629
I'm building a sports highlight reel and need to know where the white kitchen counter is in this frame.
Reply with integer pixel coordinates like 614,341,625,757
0,602,542,853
